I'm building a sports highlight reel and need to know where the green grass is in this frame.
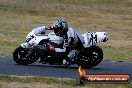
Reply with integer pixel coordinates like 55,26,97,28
0,0,132,61
103,48,132,61
0,75,74,85
0,75,131,88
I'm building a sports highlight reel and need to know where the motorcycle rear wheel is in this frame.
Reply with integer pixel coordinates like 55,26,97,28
13,46,38,65
77,46,103,68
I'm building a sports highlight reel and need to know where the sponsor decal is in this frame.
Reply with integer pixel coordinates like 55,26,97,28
77,66,131,84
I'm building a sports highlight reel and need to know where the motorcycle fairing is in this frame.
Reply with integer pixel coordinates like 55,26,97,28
82,32,108,48
21,43,32,48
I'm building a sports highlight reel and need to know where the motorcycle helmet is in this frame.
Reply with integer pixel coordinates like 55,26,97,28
53,19,68,36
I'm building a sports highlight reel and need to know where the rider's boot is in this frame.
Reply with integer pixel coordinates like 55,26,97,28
63,49,79,67
62,57,71,67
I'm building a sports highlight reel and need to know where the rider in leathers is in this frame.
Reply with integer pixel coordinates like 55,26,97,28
52,19,84,66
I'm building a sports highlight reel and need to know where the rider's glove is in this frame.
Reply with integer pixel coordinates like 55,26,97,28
49,47,56,52
45,24,53,30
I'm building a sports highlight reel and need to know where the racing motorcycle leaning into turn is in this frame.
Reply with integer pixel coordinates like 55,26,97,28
13,30,108,68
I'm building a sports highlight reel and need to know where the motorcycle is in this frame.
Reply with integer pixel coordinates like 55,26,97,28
13,31,108,68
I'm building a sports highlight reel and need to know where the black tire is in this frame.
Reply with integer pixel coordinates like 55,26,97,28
13,46,38,65
77,46,103,68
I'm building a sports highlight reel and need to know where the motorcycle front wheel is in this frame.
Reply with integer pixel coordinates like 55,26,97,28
13,46,38,65
77,46,103,68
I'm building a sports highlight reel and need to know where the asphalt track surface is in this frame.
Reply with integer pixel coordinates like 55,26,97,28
0,56,132,80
